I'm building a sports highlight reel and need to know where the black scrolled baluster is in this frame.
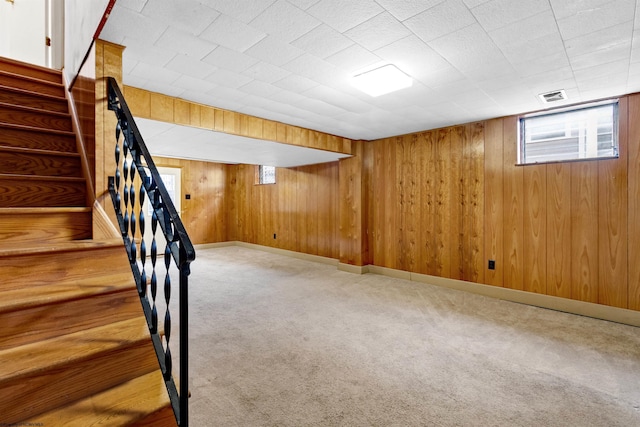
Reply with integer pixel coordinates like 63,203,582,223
130,185,136,238
164,340,172,380
115,168,121,192
115,122,121,141
163,243,172,380
130,239,137,263
150,209,159,334
123,210,129,236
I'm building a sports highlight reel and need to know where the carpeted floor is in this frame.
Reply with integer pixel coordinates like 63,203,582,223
182,246,640,426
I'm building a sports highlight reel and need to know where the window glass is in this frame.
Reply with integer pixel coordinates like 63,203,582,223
519,100,618,164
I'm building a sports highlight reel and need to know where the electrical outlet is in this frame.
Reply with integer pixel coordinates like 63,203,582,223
488,260,496,270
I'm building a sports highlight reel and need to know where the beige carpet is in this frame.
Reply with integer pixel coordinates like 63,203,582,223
183,246,640,426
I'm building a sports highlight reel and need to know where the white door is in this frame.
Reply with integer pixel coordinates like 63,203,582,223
142,167,182,256
0,0,46,66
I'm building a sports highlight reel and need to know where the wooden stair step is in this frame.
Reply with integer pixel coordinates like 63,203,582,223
0,273,140,350
0,240,132,290
0,173,86,207
0,123,77,152
0,69,64,97
33,371,177,427
0,317,160,424
0,207,91,244
0,145,82,177
0,102,72,132
0,56,62,84
0,84,68,113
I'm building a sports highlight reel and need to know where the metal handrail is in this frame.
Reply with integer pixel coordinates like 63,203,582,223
106,76,194,426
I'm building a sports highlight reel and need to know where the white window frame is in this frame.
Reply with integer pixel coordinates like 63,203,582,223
517,99,619,165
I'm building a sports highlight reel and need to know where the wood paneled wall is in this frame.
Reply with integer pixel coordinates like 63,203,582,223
152,157,227,245
367,93,640,310
122,86,351,154
226,162,339,259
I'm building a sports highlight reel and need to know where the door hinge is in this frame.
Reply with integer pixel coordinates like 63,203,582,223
45,37,51,47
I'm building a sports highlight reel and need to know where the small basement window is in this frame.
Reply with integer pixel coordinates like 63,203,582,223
256,165,276,185
518,100,618,165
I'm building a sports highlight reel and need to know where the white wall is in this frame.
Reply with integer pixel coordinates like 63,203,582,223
0,0,46,66
64,0,109,84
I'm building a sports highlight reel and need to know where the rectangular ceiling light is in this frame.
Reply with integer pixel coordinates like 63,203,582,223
351,64,413,97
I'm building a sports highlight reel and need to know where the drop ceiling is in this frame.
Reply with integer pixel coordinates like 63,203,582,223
101,0,640,143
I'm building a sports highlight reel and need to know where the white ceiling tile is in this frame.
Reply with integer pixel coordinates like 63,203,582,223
549,0,615,20
202,47,260,73
374,0,446,21
428,23,505,67
510,51,571,77
141,0,220,35
500,32,566,65
165,54,218,79
303,85,374,113
143,81,186,98
242,62,292,83
325,44,382,73
282,53,343,86
200,14,267,52
205,68,253,88
130,61,181,84
569,41,632,70
564,21,634,58
404,0,476,43
122,74,147,88
306,0,384,32
573,58,630,82
375,35,450,82
461,58,517,81
117,0,148,13
245,36,305,66
344,12,411,51
250,0,321,43
272,74,320,92
420,65,467,88
291,24,354,59
462,0,491,7
286,0,321,10
121,36,176,67
488,10,558,49
154,27,218,59
238,80,282,97
199,0,277,23
556,0,635,40
172,75,218,93
471,0,550,32
293,97,347,117
100,5,167,44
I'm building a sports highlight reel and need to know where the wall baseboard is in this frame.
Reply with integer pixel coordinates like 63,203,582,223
197,242,640,328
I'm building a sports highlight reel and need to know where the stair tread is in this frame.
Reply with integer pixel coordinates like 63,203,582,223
0,272,136,314
0,68,64,89
0,144,80,158
0,100,71,118
0,238,124,256
0,207,91,214
0,173,84,181
0,56,62,81
0,83,67,102
0,122,75,137
0,317,150,381
34,371,174,426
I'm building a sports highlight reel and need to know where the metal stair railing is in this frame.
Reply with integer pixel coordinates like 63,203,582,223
106,76,195,427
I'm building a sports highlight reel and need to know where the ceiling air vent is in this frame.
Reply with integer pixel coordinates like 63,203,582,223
538,89,567,104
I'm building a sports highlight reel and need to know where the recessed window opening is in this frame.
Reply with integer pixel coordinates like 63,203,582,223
257,165,276,185
518,100,618,165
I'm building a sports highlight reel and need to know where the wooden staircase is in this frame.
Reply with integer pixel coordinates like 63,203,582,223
0,57,176,425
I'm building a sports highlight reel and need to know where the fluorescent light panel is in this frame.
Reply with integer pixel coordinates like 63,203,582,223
352,64,413,97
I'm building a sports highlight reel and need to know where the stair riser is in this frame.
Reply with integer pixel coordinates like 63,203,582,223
0,105,72,132
0,126,76,152
0,340,159,424
0,73,64,97
0,178,86,207
0,150,81,177
0,88,68,113
0,246,131,290
0,290,142,350
0,211,91,244
0,58,62,83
